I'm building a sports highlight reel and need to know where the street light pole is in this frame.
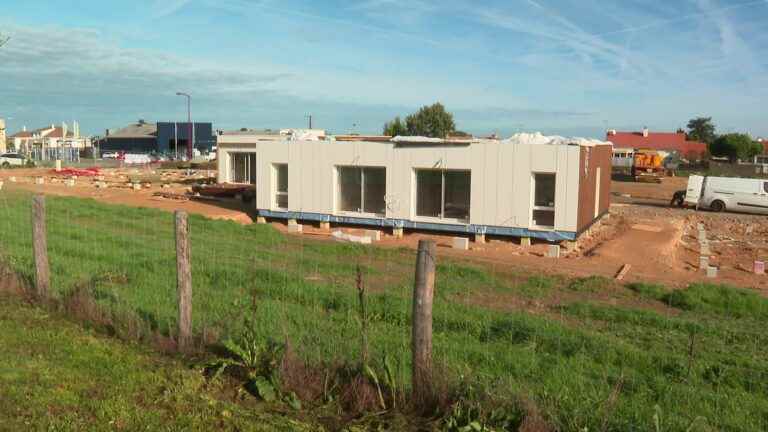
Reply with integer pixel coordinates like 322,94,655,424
176,92,192,160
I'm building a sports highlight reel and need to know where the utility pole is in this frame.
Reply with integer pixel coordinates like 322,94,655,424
306,114,313,129
176,92,192,160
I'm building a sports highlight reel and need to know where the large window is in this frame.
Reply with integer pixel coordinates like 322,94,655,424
230,153,256,184
337,166,386,215
532,173,556,228
416,169,471,222
274,164,288,209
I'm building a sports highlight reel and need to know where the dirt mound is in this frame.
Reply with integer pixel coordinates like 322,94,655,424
588,216,685,271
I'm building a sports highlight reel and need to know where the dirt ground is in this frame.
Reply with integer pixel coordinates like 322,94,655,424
2,168,766,292
0,167,254,224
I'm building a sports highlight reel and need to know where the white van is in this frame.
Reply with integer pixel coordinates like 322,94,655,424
677,175,768,214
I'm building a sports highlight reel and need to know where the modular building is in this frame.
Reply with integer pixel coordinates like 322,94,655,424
216,133,612,241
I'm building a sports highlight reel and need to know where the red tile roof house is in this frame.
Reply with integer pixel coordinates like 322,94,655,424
758,138,768,154
606,128,707,160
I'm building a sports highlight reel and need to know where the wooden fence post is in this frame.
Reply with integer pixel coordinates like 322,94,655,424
32,195,50,300
175,211,192,352
412,239,436,399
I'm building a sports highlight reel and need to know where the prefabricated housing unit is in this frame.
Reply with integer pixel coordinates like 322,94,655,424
216,133,612,241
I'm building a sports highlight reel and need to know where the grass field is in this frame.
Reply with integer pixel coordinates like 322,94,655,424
1,189,767,431
0,295,318,431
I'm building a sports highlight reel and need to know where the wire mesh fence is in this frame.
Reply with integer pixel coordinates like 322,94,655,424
0,189,767,430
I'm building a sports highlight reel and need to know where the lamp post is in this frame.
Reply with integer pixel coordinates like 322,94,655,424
176,92,192,160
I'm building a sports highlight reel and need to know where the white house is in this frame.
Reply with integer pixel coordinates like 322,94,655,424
216,132,612,242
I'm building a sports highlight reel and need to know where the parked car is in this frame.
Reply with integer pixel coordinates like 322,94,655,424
672,175,768,214
0,153,28,168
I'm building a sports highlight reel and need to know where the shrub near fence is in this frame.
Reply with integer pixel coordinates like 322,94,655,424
1,190,768,431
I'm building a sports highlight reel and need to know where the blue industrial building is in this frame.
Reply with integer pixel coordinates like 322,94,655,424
99,120,214,156
156,122,215,156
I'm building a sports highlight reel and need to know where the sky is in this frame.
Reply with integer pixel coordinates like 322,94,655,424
1,0,767,138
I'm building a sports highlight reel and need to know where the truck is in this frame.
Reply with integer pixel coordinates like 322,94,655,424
672,175,768,214
631,149,665,183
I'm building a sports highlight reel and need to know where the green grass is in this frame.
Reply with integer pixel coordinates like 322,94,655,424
1,189,768,431
0,295,318,431
665,283,768,320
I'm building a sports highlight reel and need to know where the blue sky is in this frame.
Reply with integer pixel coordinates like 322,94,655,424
1,0,767,138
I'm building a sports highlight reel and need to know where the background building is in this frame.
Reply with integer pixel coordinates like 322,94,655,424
99,120,158,154
606,128,707,160
0,119,6,153
99,120,214,157
156,122,215,156
7,122,90,160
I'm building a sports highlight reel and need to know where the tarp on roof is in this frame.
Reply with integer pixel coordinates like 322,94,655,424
502,132,611,147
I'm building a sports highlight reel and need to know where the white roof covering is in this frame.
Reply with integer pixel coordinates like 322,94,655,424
391,132,611,147
391,136,447,144
502,132,611,147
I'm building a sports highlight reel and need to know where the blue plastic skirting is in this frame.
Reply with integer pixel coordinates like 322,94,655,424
257,210,577,242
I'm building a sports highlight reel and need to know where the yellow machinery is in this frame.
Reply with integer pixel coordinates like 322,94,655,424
632,149,665,183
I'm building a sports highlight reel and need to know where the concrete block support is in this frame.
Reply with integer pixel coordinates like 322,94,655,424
287,223,303,234
256,216,267,224
287,219,298,226
0,181,4,191
699,256,709,270
547,245,561,258
35,177,45,185
392,227,404,239
452,237,470,250
520,237,532,247
319,221,331,231
364,229,381,241
474,233,486,244
706,266,718,278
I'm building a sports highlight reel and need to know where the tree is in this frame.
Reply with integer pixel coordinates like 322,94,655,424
383,102,456,138
709,133,761,161
405,103,455,138
686,117,716,145
383,116,407,137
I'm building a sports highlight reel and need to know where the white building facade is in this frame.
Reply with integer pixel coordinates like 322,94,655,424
217,133,612,241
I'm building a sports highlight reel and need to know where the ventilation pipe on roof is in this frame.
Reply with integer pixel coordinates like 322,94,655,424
607,129,617,136
642,127,649,138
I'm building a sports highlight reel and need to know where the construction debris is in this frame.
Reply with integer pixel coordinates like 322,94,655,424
331,230,370,244
192,183,255,200
453,237,470,250
755,261,765,275
152,192,190,201
615,264,631,280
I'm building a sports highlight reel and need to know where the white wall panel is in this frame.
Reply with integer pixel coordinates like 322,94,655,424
217,137,587,233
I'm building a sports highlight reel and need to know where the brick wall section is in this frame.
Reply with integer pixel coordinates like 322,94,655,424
577,145,612,232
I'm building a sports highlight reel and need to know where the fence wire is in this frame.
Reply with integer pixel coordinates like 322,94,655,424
0,187,766,431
